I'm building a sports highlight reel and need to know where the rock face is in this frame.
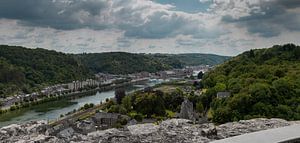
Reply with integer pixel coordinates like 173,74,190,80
179,98,197,121
0,118,299,143
127,123,159,135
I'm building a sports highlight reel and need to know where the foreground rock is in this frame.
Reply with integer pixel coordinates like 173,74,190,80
0,118,299,143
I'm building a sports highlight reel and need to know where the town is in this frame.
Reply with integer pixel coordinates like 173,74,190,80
0,65,212,112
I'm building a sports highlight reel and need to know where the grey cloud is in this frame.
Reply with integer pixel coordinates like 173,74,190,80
148,45,156,49
0,0,108,30
123,11,187,38
117,38,133,48
120,10,220,39
34,38,44,44
277,0,300,9
176,39,197,46
77,43,88,47
0,0,222,39
221,0,300,37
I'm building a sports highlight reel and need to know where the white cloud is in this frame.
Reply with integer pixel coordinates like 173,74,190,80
199,0,211,3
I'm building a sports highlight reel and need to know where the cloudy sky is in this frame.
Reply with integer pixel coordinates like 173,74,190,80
0,0,299,56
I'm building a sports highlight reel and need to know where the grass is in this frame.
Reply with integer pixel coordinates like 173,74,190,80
128,111,138,118
78,112,95,121
154,85,178,93
207,108,213,120
166,110,176,118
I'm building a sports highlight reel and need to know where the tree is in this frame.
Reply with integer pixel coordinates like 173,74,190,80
214,83,226,92
115,88,126,104
249,49,255,58
196,102,204,116
212,107,232,123
252,102,273,117
197,71,204,79
83,103,94,110
108,105,127,114
164,91,184,112
134,113,144,122
249,83,272,103
121,95,132,112
134,93,166,117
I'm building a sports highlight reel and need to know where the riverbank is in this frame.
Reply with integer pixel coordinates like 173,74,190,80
0,79,158,127
0,78,149,114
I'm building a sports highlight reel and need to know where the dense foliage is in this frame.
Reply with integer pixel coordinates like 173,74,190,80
202,44,300,123
77,53,229,74
0,45,92,97
77,52,181,74
171,53,230,66
104,88,188,119
104,83,210,120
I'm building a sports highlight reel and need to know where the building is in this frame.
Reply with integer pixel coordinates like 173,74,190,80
67,79,99,91
217,92,231,98
92,112,120,129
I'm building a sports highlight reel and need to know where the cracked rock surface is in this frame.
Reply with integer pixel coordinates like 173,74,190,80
1,118,299,143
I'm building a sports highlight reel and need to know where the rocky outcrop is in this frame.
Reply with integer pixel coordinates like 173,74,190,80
0,121,62,143
0,118,299,143
179,98,198,122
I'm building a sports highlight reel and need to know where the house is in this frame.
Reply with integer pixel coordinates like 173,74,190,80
75,120,96,134
92,112,120,129
0,98,4,106
217,92,231,98
2,96,22,107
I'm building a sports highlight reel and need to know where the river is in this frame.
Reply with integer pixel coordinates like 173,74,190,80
0,80,161,127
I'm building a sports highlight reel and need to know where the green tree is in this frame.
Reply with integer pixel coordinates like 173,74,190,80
121,95,132,112
214,83,226,92
212,106,232,123
115,88,126,104
196,102,204,116
197,71,204,79
252,102,273,117
134,93,166,117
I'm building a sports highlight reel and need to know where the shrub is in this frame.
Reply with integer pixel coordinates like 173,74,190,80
134,113,144,122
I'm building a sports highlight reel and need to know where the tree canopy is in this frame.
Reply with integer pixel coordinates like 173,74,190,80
0,45,91,97
202,44,300,123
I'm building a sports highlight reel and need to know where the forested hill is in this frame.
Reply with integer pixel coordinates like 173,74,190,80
76,52,183,74
77,53,229,74
169,53,230,66
0,45,91,97
0,45,228,96
202,44,300,123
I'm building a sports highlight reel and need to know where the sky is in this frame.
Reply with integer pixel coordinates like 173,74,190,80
0,0,299,56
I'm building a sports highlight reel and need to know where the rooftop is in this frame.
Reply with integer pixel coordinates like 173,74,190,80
94,112,119,119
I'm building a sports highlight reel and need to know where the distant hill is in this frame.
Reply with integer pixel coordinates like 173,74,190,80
201,44,300,123
78,53,229,74
0,45,91,97
170,53,230,66
76,52,183,74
